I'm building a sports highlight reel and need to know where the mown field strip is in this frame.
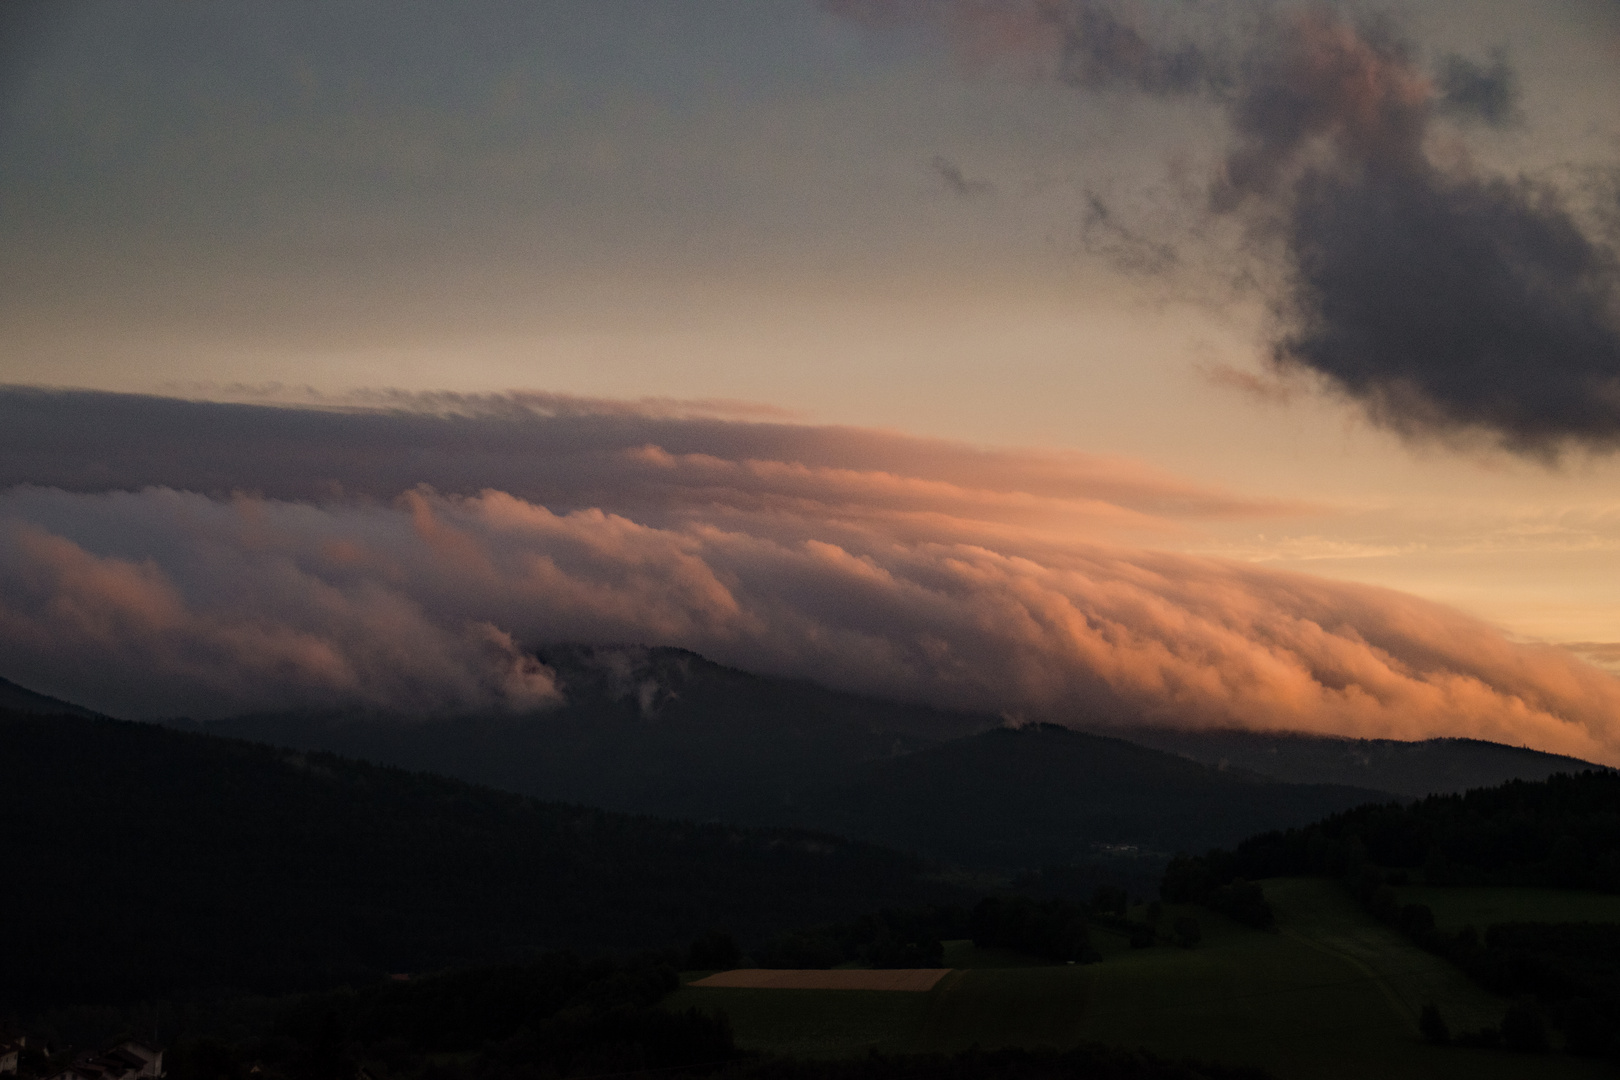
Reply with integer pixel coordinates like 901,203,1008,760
689,968,953,991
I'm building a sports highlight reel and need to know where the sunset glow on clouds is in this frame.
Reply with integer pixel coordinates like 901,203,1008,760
4,390,1620,765
3,2,1620,761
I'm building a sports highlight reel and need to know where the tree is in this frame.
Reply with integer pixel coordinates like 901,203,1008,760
1418,1003,1448,1045
1562,998,1612,1057
686,931,741,972
1091,884,1128,917
1500,999,1548,1053
1397,904,1435,939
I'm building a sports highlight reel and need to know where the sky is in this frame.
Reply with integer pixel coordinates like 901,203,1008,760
4,1,1620,759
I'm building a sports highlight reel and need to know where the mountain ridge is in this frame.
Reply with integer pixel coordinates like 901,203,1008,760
0,674,104,718
9,646,1603,874
154,648,1401,872
1115,725,1610,797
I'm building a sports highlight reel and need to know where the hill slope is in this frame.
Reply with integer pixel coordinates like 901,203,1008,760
177,649,1396,872
0,674,101,717
1116,727,1607,796
194,645,993,824
783,724,1391,869
0,710,960,1014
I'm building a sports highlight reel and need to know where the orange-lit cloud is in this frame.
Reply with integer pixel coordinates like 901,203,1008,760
2,393,1619,765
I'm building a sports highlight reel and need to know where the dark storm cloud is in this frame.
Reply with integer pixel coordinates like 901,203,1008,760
1050,0,1225,97
828,1,1620,456
1278,166,1620,451
1221,13,1620,455
1436,50,1518,127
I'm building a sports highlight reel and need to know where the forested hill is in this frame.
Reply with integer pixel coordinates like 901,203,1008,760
0,675,100,717
1167,768,1620,892
1118,726,1606,798
1162,769,1620,1059
190,645,994,824
0,710,961,1015
785,724,1391,869
181,649,1387,872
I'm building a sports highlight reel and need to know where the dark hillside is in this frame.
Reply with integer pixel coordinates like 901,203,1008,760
1119,726,1607,797
0,710,960,1014
194,646,993,824
1168,768,1620,888
180,653,1398,875
0,675,101,718
785,724,1391,869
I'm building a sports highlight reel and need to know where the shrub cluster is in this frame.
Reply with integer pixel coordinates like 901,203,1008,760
748,885,1158,970
968,896,1098,964
1159,868,1274,931
752,906,968,970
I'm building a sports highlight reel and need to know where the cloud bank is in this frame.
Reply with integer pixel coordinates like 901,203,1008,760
0,387,1299,532
826,0,1620,456
3,389,1619,764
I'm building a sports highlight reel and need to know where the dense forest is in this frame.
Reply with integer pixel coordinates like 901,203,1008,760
1164,769,1620,1058
0,710,964,1014
1164,770,1620,892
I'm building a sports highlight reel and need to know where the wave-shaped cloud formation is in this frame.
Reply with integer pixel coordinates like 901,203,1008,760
2,389,1618,763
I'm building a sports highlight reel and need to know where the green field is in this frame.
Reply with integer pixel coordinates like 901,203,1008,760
665,878,1613,1080
1392,885,1620,932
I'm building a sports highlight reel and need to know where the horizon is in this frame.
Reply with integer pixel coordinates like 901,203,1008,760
5,0,1620,764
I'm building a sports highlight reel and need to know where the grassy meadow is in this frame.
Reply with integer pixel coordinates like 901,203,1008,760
666,878,1613,1080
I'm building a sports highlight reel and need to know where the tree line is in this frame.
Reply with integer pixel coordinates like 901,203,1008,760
1162,769,1620,1059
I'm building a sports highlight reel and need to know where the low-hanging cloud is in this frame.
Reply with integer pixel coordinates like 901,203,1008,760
3,390,1620,764
825,0,1620,457
0,387,1304,531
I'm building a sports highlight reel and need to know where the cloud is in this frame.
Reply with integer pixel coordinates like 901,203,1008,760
0,387,1307,533
930,155,994,197
0,500,560,718
1081,191,1178,274
1436,49,1518,127
1563,641,1620,674
825,1,1620,457
2,390,1619,763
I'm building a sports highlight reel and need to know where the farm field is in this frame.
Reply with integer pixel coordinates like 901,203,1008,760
667,878,1612,1079
1391,885,1620,932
